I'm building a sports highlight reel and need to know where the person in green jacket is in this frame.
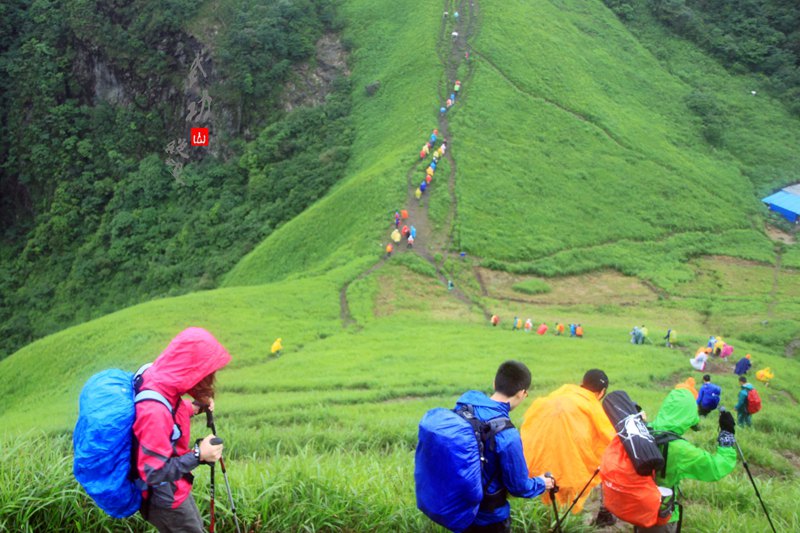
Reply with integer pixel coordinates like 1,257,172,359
735,376,754,427
635,388,737,532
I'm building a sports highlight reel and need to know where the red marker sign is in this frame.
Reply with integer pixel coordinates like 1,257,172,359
190,127,209,146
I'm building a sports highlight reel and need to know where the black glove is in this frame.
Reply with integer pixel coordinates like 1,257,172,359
719,411,736,434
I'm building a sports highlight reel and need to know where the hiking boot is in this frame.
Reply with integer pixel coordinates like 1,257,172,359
593,508,617,527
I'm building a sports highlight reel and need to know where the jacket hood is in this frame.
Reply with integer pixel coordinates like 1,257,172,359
741,383,754,391
144,328,231,400
652,388,700,435
456,390,510,419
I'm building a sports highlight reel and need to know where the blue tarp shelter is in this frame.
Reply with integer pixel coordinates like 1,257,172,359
762,191,800,223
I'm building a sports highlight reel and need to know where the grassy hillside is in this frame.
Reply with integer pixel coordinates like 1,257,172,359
3,0,800,532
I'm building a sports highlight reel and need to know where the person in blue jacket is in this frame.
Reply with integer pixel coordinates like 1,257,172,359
734,354,751,376
696,374,722,416
455,361,554,533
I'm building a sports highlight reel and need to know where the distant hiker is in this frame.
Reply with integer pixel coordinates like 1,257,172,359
431,129,438,144
536,323,548,335
440,106,447,114
755,367,773,387
391,229,401,243
430,160,437,170
426,174,432,184
664,328,675,347
455,80,461,93
270,337,283,357
447,279,454,291
735,376,758,427
451,31,458,39
410,225,417,239
440,142,447,155
520,369,613,517
395,211,400,227
491,315,500,327
446,98,453,108
415,188,422,200
734,354,751,376
576,324,584,338
569,323,577,337
402,225,410,238
714,337,725,357
386,243,393,257
426,166,434,176
420,181,427,193
450,92,456,102
401,209,409,219
421,144,430,158
689,350,707,371
408,235,414,248
524,318,533,333
630,326,642,345
720,343,733,359
415,361,554,533
556,322,565,336
640,325,648,343
642,387,737,532
512,316,520,331
454,11,459,20
696,374,721,416
134,328,231,532
707,335,716,350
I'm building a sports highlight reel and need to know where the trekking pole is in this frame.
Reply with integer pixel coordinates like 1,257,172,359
544,472,562,533
735,441,777,533
556,466,600,522
206,410,243,533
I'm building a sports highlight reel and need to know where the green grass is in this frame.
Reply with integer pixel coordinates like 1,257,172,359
512,279,552,295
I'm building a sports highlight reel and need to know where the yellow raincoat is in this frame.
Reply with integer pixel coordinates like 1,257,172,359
271,338,283,354
756,367,774,383
520,384,614,513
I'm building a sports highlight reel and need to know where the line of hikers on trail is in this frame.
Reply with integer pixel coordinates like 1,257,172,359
416,363,752,533
491,314,584,338
385,128,450,258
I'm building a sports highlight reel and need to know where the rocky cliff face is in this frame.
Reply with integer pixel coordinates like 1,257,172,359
282,33,350,112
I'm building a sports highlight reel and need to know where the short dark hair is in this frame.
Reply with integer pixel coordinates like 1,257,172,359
581,369,609,393
495,360,531,396
739,376,747,383
703,374,711,382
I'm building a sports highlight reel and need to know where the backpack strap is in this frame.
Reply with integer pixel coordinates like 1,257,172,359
455,405,515,511
653,431,683,479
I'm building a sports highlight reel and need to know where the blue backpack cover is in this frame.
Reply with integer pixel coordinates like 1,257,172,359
73,366,174,518
700,383,722,410
415,407,512,532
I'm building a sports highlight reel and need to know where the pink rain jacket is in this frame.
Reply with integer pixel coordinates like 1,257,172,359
133,328,231,510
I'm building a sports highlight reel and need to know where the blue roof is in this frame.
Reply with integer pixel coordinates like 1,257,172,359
762,191,800,214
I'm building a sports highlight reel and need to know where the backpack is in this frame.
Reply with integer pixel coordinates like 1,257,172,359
415,405,513,532
73,364,178,518
746,388,762,414
700,383,721,410
601,431,681,528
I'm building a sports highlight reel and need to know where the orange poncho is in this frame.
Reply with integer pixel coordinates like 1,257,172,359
520,384,614,513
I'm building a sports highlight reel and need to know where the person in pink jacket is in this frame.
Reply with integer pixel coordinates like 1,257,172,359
134,327,232,532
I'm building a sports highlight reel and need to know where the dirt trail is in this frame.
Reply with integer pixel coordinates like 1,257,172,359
339,0,489,327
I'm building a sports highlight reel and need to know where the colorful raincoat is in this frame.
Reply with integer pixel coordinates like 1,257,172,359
651,388,737,523
520,384,614,512
133,328,231,510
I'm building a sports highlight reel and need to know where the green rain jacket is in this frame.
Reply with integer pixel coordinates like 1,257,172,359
652,388,737,522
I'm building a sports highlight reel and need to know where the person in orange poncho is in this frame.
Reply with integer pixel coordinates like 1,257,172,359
675,376,698,399
520,369,614,517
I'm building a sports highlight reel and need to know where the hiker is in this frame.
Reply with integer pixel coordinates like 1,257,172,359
707,336,716,350
455,80,461,93
734,354,751,376
420,181,427,193
391,229,401,243
640,387,737,532
386,243,393,257
755,367,773,387
446,98,453,108
536,322,548,335
447,279,454,291
420,144,430,158
524,318,533,333
395,211,400,227
270,337,283,357
456,361,554,532
401,209,409,220
630,326,642,344
407,235,414,248
714,337,725,357
415,188,422,200
512,316,520,331
735,376,756,427
426,174,432,184
689,350,707,371
431,129,438,144
426,166,434,176
664,328,676,347
134,328,231,532
696,374,721,416
521,370,614,521
491,314,500,327
410,225,417,239
569,323,576,337
576,324,584,338
402,225,410,238
556,322,565,336
639,325,648,343
720,343,734,359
